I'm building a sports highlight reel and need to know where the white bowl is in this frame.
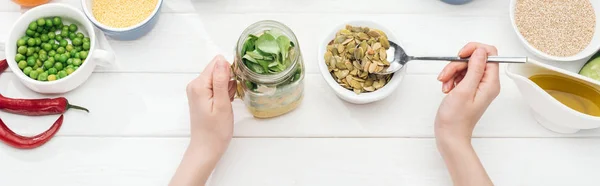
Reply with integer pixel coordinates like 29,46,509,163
509,0,600,62
2,4,114,94
318,21,407,104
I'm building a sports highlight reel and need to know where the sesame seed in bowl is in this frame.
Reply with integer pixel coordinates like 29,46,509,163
81,0,164,40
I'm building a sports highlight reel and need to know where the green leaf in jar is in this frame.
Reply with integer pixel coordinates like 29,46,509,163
248,62,265,74
246,50,264,60
276,35,291,60
242,35,258,57
243,54,259,64
256,33,280,55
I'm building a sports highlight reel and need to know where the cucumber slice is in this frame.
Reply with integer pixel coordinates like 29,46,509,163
580,56,600,82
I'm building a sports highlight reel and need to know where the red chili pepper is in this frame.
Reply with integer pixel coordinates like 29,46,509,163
0,94,89,116
0,59,7,73
0,115,63,149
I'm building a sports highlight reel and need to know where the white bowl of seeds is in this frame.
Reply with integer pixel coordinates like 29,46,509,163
318,21,407,104
510,0,600,62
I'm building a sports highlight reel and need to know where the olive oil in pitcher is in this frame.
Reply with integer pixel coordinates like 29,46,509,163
529,74,600,117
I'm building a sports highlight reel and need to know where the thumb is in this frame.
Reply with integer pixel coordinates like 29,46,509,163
455,48,487,94
212,55,232,112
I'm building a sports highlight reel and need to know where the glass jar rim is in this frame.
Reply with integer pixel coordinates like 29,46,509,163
235,20,301,84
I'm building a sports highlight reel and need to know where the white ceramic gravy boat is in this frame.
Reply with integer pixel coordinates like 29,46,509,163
507,59,600,134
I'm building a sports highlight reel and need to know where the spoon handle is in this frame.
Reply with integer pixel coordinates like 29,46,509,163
411,56,527,63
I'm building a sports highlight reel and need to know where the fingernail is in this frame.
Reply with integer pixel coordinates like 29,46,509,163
442,83,449,93
437,71,445,81
215,61,226,72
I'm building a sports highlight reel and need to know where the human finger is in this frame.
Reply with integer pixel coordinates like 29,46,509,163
212,56,233,112
454,48,488,94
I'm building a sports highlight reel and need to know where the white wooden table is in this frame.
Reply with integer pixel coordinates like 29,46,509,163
1,0,600,185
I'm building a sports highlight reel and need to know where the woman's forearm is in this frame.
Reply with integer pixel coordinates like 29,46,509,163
437,136,493,186
169,144,222,186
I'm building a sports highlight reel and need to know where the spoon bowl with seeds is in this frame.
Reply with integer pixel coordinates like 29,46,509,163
376,41,528,75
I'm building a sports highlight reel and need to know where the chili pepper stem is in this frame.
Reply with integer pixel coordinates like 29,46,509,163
67,104,89,113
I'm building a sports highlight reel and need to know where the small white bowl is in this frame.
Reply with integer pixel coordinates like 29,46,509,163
509,0,600,62
3,4,114,94
318,21,406,104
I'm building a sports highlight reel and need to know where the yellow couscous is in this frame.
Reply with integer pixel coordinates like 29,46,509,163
92,0,158,28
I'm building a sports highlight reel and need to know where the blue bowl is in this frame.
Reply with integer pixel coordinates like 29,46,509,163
81,0,163,40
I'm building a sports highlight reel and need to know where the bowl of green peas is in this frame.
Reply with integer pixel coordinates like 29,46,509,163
3,3,114,94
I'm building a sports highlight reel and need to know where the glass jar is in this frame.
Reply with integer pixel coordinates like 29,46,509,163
233,20,305,118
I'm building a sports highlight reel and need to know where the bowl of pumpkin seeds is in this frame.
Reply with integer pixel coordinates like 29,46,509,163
318,21,406,104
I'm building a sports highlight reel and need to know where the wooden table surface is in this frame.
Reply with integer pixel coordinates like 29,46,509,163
1,0,600,185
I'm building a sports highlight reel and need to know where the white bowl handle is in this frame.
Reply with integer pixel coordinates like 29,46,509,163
91,49,115,67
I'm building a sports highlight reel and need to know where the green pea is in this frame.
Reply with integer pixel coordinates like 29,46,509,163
73,58,82,66
35,60,42,68
38,50,47,55
52,43,59,50
48,74,57,81
34,46,41,53
17,39,26,47
53,54,60,61
27,58,36,66
35,38,41,46
79,51,88,60
27,38,36,46
41,29,48,35
57,70,67,79
36,68,43,74
74,53,81,59
73,66,79,70
66,68,75,75
26,47,35,56
62,25,69,30
40,34,49,42
49,26,56,32
76,32,84,39
53,17,62,26
54,62,64,71
82,42,90,50
66,44,74,52
29,70,39,80
58,54,68,63
74,46,83,51
45,19,53,27
48,68,57,75
37,72,48,81
48,50,56,57
70,50,78,58
44,60,54,69
56,35,63,41
66,58,74,65
83,37,90,43
26,29,35,37
59,40,67,47
36,18,45,26
72,38,82,46
39,53,48,62
33,53,39,59
34,33,40,37
42,43,52,51
28,21,38,30
33,64,40,70
69,24,78,32
23,67,32,75
36,27,43,33
48,32,55,39
15,54,25,62
60,29,68,37
69,33,76,40
18,60,27,69
18,46,27,55
47,57,55,63
57,47,65,54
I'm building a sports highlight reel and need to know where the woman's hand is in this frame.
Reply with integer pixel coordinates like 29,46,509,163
435,42,500,143
434,42,500,186
170,55,236,186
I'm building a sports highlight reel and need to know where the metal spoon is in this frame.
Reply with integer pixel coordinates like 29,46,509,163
376,41,528,75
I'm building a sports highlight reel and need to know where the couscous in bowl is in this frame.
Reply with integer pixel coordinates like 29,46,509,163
81,0,163,40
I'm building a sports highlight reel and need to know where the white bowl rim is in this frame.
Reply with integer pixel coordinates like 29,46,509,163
6,3,97,86
506,59,600,121
508,0,600,62
318,20,405,103
81,0,163,32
